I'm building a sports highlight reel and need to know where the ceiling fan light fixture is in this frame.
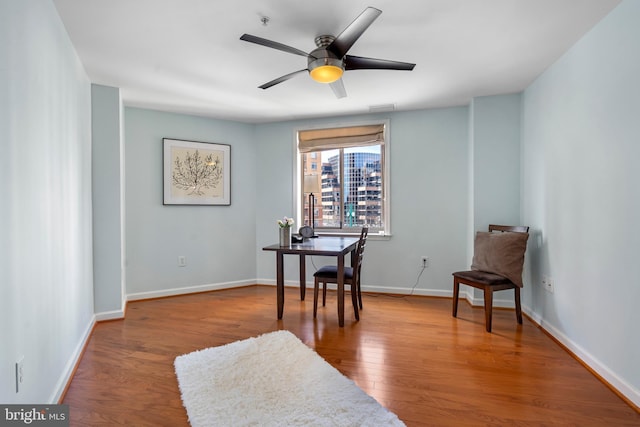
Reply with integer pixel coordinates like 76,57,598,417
310,65,343,83
308,57,344,83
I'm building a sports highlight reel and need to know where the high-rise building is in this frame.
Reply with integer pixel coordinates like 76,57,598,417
321,152,382,229
302,152,323,228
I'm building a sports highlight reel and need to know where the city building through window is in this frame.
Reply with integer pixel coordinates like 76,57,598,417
297,123,389,235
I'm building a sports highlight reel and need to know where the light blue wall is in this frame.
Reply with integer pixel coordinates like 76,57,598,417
91,84,125,316
521,0,639,406
124,108,257,298
467,94,523,304
125,107,470,298
470,94,522,231
255,108,470,295
124,107,470,298
0,0,94,403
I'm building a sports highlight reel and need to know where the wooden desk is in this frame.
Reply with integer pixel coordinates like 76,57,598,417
263,236,360,327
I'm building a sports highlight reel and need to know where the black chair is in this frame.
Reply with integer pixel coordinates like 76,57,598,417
313,227,368,320
452,224,529,332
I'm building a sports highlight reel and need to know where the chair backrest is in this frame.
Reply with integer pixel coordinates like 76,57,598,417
353,227,369,281
489,224,529,233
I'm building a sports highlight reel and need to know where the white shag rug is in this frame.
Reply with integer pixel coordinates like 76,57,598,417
174,330,405,427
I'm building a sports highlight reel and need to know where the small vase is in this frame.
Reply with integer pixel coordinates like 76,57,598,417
279,227,291,247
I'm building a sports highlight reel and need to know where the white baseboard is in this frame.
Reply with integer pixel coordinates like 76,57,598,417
363,284,452,298
456,284,516,308
315,281,640,408
126,279,255,301
523,306,640,408
83,280,640,410
464,293,516,308
258,280,456,298
257,279,307,288
51,315,96,403
94,293,128,321
95,308,126,321
458,291,639,408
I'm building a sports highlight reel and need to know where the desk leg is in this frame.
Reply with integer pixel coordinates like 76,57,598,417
337,254,345,327
299,254,306,301
276,252,284,319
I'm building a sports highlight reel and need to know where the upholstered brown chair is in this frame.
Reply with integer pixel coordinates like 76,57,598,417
452,224,529,332
313,227,368,320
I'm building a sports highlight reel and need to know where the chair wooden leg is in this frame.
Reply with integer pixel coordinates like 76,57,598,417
357,279,363,310
313,278,320,318
452,279,460,317
322,282,327,306
483,287,493,333
351,284,359,321
299,254,306,301
514,287,523,324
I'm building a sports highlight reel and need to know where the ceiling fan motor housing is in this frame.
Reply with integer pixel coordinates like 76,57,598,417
308,37,344,83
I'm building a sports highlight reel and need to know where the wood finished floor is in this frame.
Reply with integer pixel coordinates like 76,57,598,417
62,285,640,426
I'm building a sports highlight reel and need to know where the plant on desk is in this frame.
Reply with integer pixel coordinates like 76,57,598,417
277,216,294,246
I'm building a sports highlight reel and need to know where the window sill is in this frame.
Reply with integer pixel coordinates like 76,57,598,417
315,231,391,241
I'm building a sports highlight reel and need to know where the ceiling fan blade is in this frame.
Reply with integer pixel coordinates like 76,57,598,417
329,79,346,99
344,55,416,71
258,69,308,89
240,34,311,58
327,7,382,58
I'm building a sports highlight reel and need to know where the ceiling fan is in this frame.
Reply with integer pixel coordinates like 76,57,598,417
239,7,416,98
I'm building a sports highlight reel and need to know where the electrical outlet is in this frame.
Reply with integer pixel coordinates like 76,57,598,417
178,256,186,267
542,275,554,293
421,256,429,268
15,356,24,393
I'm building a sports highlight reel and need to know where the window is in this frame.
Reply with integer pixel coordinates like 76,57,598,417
297,122,389,235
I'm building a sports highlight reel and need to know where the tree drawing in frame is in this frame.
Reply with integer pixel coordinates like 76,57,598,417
163,139,231,205
172,148,222,196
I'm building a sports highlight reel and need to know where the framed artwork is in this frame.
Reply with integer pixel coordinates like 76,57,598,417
163,138,231,205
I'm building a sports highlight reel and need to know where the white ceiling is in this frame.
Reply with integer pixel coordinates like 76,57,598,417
53,0,620,124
